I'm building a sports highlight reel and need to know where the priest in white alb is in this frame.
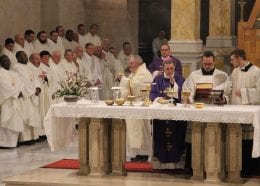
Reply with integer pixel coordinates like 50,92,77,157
118,55,153,162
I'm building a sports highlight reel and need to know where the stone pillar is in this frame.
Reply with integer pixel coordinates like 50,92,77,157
169,0,203,78
89,118,110,176
225,123,242,183
78,118,90,175
205,0,236,74
111,119,127,176
191,122,205,180
204,122,225,183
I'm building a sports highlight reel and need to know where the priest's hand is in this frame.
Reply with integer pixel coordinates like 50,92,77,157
116,73,124,82
35,87,41,96
18,92,23,98
94,79,101,86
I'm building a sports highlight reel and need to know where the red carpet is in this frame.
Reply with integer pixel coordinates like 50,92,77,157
42,159,153,172
42,159,80,169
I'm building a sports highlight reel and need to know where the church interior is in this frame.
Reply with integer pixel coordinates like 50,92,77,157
0,0,260,186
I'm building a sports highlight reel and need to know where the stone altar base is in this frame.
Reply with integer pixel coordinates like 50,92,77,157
3,168,259,186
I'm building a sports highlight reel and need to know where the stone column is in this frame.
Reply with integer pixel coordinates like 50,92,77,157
205,0,236,74
78,118,90,175
225,123,242,183
169,0,203,78
191,122,205,180
204,122,225,183
89,118,110,176
110,119,127,176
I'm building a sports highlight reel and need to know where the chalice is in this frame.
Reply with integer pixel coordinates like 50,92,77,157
181,90,191,108
127,95,136,106
140,88,151,107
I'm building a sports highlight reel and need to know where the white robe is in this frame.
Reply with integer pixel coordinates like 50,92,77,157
2,48,17,69
99,58,115,100
120,63,153,160
48,39,65,58
117,50,129,75
84,32,101,46
13,43,31,58
24,40,34,57
49,59,66,102
0,68,24,147
62,39,78,51
60,59,78,74
183,68,228,104
13,63,41,141
33,39,53,54
224,63,260,140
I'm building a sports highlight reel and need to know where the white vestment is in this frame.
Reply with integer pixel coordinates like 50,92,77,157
24,40,34,57
78,34,87,47
0,68,24,147
224,63,260,140
33,39,53,54
183,68,228,104
84,32,101,46
120,63,153,160
62,39,78,51
38,63,53,124
117,50,130,75
49,59,66,103
14,43,31,57
13,63,41,141
98,57,114,100
2,48,17,69
61,59,79,74
48,39,65,58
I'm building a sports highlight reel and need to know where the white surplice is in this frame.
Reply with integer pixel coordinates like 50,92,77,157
120,63,153,160
0,68,24,147
12,63,41,141
183,68,228,104
84,32,101,46
224,63,260,140
2,48,18,69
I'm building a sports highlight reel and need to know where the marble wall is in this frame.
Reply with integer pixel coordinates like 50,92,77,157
0,0,41,44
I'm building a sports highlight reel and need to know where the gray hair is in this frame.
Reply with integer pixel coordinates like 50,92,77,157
128,55,143,65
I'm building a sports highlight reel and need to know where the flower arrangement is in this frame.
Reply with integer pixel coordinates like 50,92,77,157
55,71,89,98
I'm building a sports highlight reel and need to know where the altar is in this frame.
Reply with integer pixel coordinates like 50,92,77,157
44,100,260,183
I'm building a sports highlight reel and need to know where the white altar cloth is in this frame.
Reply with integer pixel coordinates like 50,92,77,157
44,100,260,157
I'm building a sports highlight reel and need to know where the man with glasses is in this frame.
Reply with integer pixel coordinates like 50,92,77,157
224,48,260,177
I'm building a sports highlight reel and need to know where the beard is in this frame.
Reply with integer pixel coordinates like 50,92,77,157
39,39,47,44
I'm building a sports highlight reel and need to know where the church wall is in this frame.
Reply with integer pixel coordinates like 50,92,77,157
84,0,138,53
0,0,41,45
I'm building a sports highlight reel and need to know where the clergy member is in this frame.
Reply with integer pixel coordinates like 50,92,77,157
224,48,260,176
148,44,182,78
183,51,228,104
119,55,153,162
0,55,24,147
150,59,187,169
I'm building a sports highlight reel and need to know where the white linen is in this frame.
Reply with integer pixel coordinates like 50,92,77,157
44,101,260,158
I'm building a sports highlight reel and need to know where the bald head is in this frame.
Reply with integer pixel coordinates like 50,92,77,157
29,53,41,67
15,34,25,47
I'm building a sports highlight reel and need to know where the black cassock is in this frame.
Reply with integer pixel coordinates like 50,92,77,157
150,74,187,163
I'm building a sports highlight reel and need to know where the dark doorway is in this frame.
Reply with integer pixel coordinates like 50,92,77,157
200,0,209,45
138,0,171,65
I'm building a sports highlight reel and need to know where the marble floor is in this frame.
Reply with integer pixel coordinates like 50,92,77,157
0,140,259,186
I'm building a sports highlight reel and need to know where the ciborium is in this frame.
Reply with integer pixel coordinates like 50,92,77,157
181,90,191,108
